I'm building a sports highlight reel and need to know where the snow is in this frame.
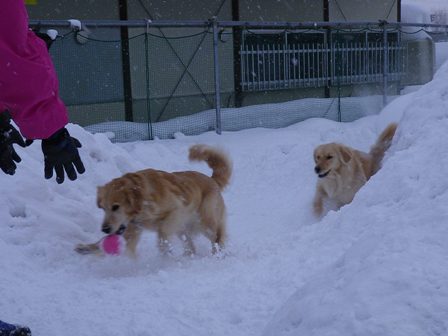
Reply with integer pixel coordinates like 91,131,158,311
2,58,448,335
45,29,58,41
67,19,82,30
3,9,448,334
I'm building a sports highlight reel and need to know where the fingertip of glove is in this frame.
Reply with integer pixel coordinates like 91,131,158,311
73,138,82,148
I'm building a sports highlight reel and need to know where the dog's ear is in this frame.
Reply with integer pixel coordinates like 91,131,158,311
338,146,352,164
97,186,105,208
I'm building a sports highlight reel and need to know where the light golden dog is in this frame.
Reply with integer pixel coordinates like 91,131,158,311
75,144,232,257
313,123,397,217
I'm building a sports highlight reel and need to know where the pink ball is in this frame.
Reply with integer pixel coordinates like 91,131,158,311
101,234,123,255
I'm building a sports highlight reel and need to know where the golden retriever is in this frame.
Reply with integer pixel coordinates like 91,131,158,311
75,144,232,257
313,123,397,217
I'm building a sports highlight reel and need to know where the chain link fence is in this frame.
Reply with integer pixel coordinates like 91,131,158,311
30,19,448,142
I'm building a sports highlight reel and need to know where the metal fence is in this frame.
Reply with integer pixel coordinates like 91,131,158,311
29,19,448,142
241,40,406,91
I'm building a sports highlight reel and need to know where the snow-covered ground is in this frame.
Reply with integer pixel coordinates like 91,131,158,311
1,56,448,336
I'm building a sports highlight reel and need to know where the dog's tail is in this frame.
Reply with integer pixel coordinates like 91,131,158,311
369,123,398,174
189,144,232,190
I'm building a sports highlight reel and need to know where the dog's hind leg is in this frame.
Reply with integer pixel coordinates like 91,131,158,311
203,212,226,254
212,224,226,254
199,194,227,254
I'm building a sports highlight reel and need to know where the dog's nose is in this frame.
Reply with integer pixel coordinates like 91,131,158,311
102,224,112,234
314,166,321,174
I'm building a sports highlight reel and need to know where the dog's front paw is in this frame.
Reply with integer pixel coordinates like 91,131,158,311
74,243,102,255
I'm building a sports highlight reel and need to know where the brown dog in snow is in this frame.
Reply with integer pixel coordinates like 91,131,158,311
75,144,232,257
313,123,397,217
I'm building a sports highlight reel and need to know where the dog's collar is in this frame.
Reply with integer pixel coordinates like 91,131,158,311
318,170,331,178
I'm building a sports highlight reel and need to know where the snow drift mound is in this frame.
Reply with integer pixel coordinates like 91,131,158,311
262,62,448,335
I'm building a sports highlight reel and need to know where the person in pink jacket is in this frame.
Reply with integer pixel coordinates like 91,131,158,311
0,0,85,187
1,2,87,335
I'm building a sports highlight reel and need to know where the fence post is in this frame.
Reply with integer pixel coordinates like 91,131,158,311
231,0,243,107
119,0,134,122
211,16,222,135
145,20,153,140
337,43,341,122
382,21,389,107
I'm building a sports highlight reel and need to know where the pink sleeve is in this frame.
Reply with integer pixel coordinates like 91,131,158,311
0,0,68,139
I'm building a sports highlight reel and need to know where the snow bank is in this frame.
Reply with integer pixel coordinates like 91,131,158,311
262,58,448,336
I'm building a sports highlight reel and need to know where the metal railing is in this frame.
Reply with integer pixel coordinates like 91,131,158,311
331,41,406,84
241,43,329,91
241,41,407,91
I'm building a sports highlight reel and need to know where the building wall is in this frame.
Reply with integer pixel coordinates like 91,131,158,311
127,0,231,20
26,0,119,19
126,29,235,122
329,0,398,21
238,0,323,21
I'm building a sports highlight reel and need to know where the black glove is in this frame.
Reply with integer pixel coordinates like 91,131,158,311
0,112,27,175
41,127,85,184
